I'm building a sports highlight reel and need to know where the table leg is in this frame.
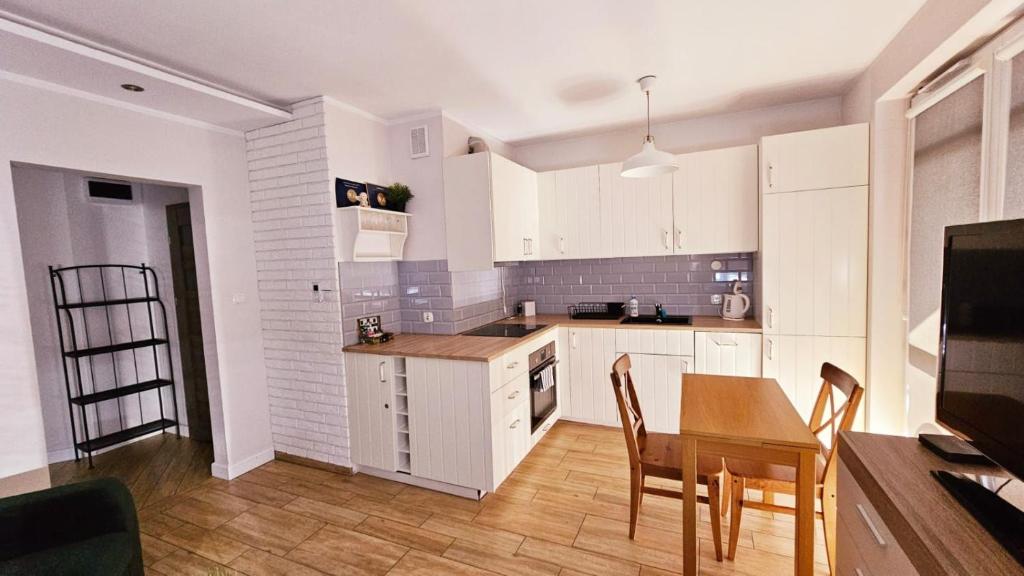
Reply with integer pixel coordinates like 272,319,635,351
795,449,815,576
682,437,698,576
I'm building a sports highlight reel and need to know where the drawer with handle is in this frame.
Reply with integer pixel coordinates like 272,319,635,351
498,373,529,416
837,459,918,575
502,345,530,382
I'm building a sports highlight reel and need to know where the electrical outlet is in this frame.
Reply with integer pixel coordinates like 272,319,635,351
423,311,434,323
710,294,723,305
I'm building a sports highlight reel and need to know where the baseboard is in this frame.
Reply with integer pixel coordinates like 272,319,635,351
274,451,353,476
211,446,275,480
356,464,483,500
47,424,190,464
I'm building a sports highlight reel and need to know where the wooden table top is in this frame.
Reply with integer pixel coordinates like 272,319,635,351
679,374,819,450
343,314,762,362
342,326,558,362
839,432,1023,576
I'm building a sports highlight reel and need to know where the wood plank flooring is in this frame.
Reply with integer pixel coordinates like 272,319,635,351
51,422,829,575
49,432,213,509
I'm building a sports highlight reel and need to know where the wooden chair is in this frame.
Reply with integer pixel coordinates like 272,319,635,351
725,362,863,574
610,354,724,560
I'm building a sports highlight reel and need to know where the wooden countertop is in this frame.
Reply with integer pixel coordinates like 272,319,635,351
680,374,818,450
838,432,1023,576
342,314,761,362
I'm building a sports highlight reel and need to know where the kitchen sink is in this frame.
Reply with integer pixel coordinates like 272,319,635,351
620,315,692,325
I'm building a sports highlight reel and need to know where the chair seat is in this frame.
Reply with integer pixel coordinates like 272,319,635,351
725,453,826,485
640,432,723,481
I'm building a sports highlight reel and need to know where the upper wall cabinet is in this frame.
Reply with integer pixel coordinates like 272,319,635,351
598,163,675,257
537,166,601,260
444,152,539,271
673,145,758,254
761,124,869,194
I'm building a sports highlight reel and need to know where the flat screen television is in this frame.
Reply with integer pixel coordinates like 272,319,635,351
937,218,1024,478
935,218,1024,563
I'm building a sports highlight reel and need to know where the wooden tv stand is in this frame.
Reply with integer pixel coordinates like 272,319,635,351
837,432,1023,575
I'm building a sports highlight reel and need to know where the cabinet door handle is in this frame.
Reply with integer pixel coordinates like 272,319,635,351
766,338,774,360
767,162,774,189
856,504,887,547
662,229,670,249
682,360,688,372
558,235,566,254
529,238,534,255
571,332,577,349
509,419,521,429
507,361,519,369
378,361,386,382
767,306,775,329
508,390,520,400
523,237,528,256
675,228,683,250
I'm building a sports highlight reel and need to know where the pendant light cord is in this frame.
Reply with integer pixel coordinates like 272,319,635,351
645,90,652,142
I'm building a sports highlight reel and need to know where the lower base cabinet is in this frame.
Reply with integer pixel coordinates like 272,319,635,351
623,353,694,433
762,334,866,426
694,331,762,376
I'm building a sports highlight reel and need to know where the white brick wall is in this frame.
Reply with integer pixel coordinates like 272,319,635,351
246,100,351,466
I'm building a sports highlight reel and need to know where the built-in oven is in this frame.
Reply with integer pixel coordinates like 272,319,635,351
528,341,557,432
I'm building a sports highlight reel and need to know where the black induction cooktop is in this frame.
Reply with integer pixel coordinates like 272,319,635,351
462,323,548,338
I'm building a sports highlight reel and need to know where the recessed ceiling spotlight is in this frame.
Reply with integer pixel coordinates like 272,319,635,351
120,83,144,92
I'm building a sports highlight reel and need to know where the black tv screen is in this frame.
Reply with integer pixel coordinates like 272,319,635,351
937,218,1024,480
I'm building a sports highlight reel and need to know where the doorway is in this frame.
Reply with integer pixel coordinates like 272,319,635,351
166,203,212,443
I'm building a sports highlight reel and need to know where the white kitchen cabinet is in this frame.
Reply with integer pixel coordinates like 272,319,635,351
565,327,619,426
614,328,695,357
761,124,869,194
761,334,866,428
599,163,674,257
406,357,493,489
694,331,762,377
346,353,398,472
443,152,539,270
673,145,758,254
538,165,601,260
625,353,694,434
761,186,868,337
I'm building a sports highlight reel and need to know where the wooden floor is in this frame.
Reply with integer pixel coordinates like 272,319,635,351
49,432,213,510
55,421,829,575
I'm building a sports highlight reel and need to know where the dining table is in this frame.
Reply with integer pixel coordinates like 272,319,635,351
679,373,821,576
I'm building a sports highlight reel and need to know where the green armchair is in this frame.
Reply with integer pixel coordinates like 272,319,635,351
0,477,144,576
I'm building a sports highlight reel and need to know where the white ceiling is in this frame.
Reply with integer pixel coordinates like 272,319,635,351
0,0,925,142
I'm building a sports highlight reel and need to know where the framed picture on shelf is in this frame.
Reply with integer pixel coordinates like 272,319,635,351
366,183,390,210
356,315,392,344
336,178,368,207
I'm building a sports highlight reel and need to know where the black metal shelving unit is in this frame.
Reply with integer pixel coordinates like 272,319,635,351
49,263,179,467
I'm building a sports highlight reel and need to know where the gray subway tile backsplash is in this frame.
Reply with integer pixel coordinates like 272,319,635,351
337,252,755,344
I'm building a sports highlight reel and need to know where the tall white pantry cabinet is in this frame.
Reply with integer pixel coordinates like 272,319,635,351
759,123,869,424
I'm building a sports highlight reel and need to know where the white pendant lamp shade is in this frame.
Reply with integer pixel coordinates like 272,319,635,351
621,137,677,178
621,75,677,178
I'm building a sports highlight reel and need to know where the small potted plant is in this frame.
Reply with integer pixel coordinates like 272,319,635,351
385,182,414,213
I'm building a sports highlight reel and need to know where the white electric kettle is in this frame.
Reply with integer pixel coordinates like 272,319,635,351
721,281,750,321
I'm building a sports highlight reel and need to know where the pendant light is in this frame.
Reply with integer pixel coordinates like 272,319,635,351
621,75,677,178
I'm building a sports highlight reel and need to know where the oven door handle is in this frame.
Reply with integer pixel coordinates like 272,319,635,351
530,358,559,374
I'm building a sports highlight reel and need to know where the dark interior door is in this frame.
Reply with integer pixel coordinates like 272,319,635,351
166,203,212,442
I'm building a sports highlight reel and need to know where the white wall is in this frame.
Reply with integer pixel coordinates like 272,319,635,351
510,97,844,172
0,76,273,488
12,166,193,462
839,0,995,435
388,114,445,260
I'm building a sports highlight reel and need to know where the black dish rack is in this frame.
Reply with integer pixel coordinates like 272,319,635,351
567,302,625,320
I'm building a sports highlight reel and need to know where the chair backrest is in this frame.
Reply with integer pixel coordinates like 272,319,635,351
610,353,646,469
809,362,864,479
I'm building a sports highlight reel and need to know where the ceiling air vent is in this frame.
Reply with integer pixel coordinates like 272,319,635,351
409,125,429,159
87,179,133,202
